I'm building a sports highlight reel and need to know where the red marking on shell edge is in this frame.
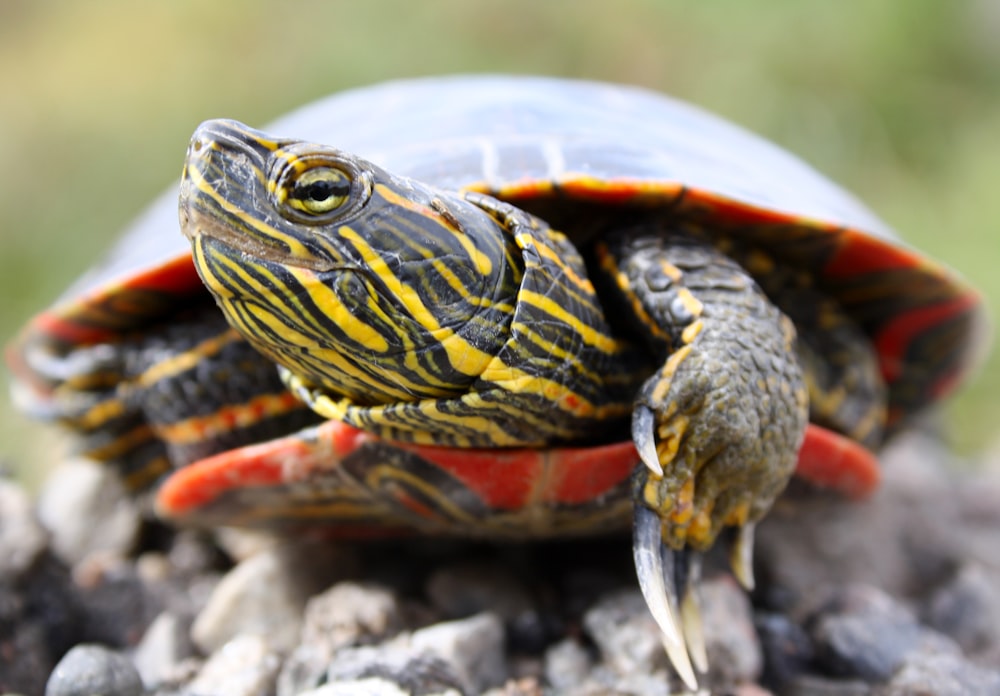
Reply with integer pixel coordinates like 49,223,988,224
400,440,640,510
31,255,200,347
796,424,880,500
875,294,981,383
157,419,879,524
823,228,921,278
155,436,321,518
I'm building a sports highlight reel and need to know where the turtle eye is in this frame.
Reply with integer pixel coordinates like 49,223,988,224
287,167,352,215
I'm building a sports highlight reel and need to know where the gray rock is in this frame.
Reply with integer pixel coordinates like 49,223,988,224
701,575,762,687
0,621,53,696
191,541,353,654
45,644,144,696
754,612,813,688
924,562,1000,656
426,560,533,621
877,652,1000,696
583,589,667,676
809,584,959,682
36,458,140,567
1,552,82,694
543,638,592,691
187,633,281,696
303,581,403,650
131,611,194,688
0,478,47,578
757,430,964,605
277,581,405,696
276,645,329,696
783,674,871,695
298,678,412,696
411,612,507,693
326,643,467,695
581,665,675,696
75,557,160,649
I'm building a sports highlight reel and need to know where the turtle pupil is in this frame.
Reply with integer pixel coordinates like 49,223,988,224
298,180,345,202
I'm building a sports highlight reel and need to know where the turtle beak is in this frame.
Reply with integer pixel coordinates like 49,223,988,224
632,504,705,691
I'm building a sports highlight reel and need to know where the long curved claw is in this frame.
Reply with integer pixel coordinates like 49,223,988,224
678,552,708,675
633,505,698,690
633,404,664,476
729,522,756,591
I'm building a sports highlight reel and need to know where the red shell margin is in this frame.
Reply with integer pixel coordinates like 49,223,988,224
155,420,878,529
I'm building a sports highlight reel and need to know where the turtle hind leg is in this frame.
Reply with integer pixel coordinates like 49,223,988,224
594,229,809,687
596,230,809,549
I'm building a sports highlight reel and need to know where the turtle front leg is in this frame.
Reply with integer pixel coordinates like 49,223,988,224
595,230,809,688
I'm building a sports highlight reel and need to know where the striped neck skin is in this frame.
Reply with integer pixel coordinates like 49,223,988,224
180,119,524,407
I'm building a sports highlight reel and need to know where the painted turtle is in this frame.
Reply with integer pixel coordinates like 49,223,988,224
8,76,983,688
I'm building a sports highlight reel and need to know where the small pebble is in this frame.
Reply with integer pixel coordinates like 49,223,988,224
583,589,666,676
754,612,813,688
326,643,466,694
187,633,281,696
45,644,143,696
298,678,411,696
543,637,592,690
36,459,140,567
701,575,762,686
880,651,1000,695
302,581,403,651
809,584,959,682
0,479,48,578
191,541,351,654
411,611,507,693
924,562,1000,656
131,611,194,687
783,674,870,696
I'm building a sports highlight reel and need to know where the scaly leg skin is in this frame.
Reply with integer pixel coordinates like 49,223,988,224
596,231,809,689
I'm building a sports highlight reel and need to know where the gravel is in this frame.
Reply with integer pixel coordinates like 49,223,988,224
3,429,1000,695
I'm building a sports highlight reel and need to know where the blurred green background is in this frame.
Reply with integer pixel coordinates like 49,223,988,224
2,0,998,487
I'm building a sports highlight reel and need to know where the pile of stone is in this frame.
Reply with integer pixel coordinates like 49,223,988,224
3,429,1000,695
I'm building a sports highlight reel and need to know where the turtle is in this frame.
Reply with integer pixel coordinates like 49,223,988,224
8,76,983,689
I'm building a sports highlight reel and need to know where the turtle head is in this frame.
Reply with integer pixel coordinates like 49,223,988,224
179,119,523,407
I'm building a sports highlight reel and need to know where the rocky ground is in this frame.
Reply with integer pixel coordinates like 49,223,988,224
3,427,1000,696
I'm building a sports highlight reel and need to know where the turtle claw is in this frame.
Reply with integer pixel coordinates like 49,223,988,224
729,522,756,591
678,552,708,675
633,504,700,690
633,405,664,476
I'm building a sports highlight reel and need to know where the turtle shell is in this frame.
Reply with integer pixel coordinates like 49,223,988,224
8,76,984,499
